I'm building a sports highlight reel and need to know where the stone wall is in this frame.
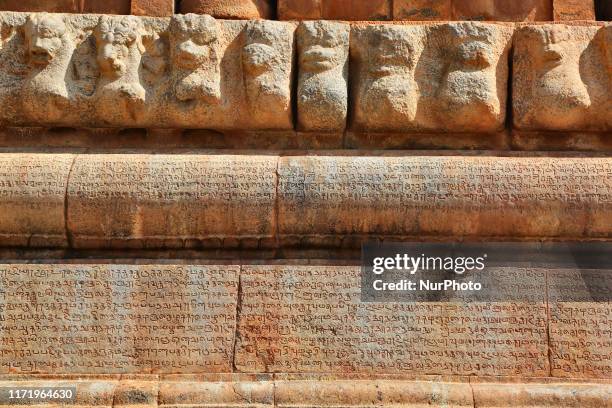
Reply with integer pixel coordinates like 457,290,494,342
0,6,610,408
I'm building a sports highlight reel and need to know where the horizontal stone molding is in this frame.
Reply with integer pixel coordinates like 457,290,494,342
0,13,608,132
0,375,609,407
0,264,610,379
0,154,611,248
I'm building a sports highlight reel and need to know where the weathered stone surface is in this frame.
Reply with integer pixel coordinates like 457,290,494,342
180,0,274,19
235,265,549,375
159,374,274,406
394,0,452,21
297,21,349,131
278,0,391,21
452,0,552,21
275,374,473,407
0,153,73,248
131,0,175,17
513,24,611,131
553,0,596,21
548,270,612,379
0,264,238,373
472,378,612,407
0,1,80,13
278,156,612,243
351,22,512,132
66,154,277,249
0,13,295,129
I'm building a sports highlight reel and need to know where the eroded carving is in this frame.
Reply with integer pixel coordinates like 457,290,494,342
423,23,510,131
513,24,610,131
22,13,73,123
94,15,146,123
242,20,293,129
352,25,422,131
297,21,349,131
169,14,221,103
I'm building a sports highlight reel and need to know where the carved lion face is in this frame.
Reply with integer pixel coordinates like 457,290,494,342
95,17,142,78
25,14,66,66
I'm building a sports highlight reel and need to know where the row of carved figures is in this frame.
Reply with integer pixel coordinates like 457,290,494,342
0,12,610,131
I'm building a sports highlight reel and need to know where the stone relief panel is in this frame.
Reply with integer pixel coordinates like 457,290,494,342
297,21,349,132
0,264,239,373
513,23,611,131
351,22,511,132
66,154,278,249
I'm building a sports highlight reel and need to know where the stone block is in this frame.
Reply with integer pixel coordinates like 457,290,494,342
66,154,277,249
180,0,274,19
0,264,239,374
278,0,391,20
131,0,175,17
297,21,349,131
513,24,610,131
234,265,549,375
553,0,596,21
393,0,452,21
82,0,131,14
0,13,295,130
278,156,612,243
0,153,73,248
350,22,512,132
0,1,80,13
452,0,552,21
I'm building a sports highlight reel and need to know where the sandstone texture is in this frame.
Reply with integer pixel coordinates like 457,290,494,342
0,12,295,129
0,153,73,248
66,154,277,248
297,20,349,131
0,264,239,373
0,1,132,14
180,0,274,19
350,22,512,132
513,24,611,131
278,0,391,21
553,0,596,21
235,265,549,375
131,0,174,17
394,0,452,21
278,156,612,243
452,0,552,22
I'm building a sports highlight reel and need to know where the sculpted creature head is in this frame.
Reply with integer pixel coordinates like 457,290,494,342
95,16,144,78
242,21,281,77
24,13,68,66
170,14,219,70
446,24,495,70
298,21,348,73
369,25,415,78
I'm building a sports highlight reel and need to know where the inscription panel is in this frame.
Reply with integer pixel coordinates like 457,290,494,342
0,153,73,247
278,156,612,243
67,154,277,248
0,264,238,373
234,265,548,376
549,270,612,379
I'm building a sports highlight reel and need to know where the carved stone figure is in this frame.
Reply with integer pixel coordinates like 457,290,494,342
94,15,146,123
242,20,293,128
513,25,593,130
297,21,349,131
22,13,73,123
429,23,508,131
353,25,421,131
169,14,221,104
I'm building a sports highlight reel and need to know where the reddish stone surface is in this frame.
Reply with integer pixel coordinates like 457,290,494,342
0,0,79,12
394,0,452,21
278,0,391,20
82,0,131,14
452,0,553,21
180,0,274,19
553,0,596,20
131,0,174,17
